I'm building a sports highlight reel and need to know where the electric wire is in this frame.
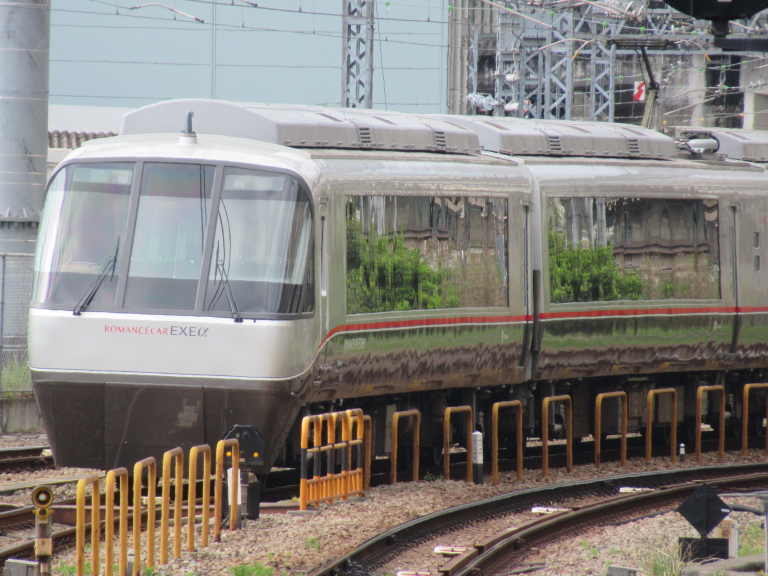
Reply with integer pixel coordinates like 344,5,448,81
51,1,768,118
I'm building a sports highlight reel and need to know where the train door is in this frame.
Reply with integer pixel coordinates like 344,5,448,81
729,204,740,353
319,198,329,334
518,202,533,369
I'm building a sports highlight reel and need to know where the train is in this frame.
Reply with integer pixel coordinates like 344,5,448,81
29,99,768,474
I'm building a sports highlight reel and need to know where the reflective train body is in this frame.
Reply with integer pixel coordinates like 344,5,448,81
29,100,768,472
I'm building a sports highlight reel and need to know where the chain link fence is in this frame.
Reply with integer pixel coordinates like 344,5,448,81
0,254,33,391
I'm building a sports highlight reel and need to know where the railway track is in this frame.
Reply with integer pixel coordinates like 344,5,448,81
0,446,52,472
0,505,77,565
0,441,760,571
310,463,768,576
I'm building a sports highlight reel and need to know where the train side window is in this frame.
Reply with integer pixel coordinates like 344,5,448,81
345,195,509,314
548,196,721,303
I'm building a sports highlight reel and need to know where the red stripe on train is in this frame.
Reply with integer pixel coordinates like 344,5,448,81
320,314,531,347
318,305,768,348
541,307,735,319
539,305,768,320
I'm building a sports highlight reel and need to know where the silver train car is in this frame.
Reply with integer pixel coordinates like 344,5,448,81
29,100,768,473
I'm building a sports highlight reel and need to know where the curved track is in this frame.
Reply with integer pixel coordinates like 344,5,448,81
309,463,768,576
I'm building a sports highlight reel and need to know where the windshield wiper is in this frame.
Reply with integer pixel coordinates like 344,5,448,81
73,239,119,316
215,260,243,323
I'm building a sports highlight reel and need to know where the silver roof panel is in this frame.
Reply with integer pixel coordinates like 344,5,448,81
121,99,680,160
121,99,481,155
437,116,677,160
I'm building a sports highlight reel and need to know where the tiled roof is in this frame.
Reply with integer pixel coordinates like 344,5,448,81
48,130,116,149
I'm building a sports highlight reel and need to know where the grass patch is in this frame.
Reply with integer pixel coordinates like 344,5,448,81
740,521,766,557
423,472,444,482
0,360,31,392
641,542,689,576
230,562,274,576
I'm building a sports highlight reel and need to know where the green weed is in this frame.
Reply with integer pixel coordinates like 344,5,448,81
423,472,444,482
581,540,599,559
0,361,31,392
230,562,274,576
740,521,766,556
642,542,689,576
305,537,321,550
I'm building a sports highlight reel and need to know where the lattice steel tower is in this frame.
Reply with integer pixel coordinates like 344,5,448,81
341,0,374,108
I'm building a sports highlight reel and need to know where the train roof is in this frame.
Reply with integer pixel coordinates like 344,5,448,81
121,99,482,156
439,115,678,161
120,99,679,162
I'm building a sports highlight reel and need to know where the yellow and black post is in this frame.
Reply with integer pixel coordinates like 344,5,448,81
32,485,54,576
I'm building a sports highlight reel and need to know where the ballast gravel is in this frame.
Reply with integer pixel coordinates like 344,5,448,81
148,452,767,576
0,433,766,576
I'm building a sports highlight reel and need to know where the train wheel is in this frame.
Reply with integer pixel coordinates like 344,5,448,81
755,415,767,438
421,445,444,470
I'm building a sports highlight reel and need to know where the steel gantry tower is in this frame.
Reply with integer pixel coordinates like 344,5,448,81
455,2,768,127
341,0,375,108
495,7,628,121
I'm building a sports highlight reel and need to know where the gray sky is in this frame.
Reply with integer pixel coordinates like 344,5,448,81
50,0,449,112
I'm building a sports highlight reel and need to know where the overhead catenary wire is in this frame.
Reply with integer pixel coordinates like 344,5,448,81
65,0,768,57
52,0,768,117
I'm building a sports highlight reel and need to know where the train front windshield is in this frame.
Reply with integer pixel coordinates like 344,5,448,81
33,162,314,316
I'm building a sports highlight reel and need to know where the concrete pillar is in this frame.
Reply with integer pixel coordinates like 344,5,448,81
0,0,49,253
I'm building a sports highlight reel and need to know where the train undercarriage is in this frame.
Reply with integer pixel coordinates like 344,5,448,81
284,368,768,470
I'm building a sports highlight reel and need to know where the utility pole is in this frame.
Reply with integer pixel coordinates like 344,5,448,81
446,0,470,114
341,0,374,108
0,0,48,253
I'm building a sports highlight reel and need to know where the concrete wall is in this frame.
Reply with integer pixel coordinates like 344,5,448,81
0,393,43,434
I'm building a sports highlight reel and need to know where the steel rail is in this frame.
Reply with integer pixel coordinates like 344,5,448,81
0,446,52,470
456,472,768,576
0,499,81,566
308,463,768,576
0,524,78,565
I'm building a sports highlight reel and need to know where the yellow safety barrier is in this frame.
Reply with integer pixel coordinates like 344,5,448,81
390,409,421,484
133,457,157,575
299,410,366,510
491,401,523,485
160,448,184,564
351,414,372,490
105,468,129,576
214,439,240,542
541,395,572,478
645,388,678,463
74,443,247,576
696,384,725,462
346,409,366,495
594,392,627,470
443,406,473,482
742,383,768,456
188,444,212,550
76,473,101,576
